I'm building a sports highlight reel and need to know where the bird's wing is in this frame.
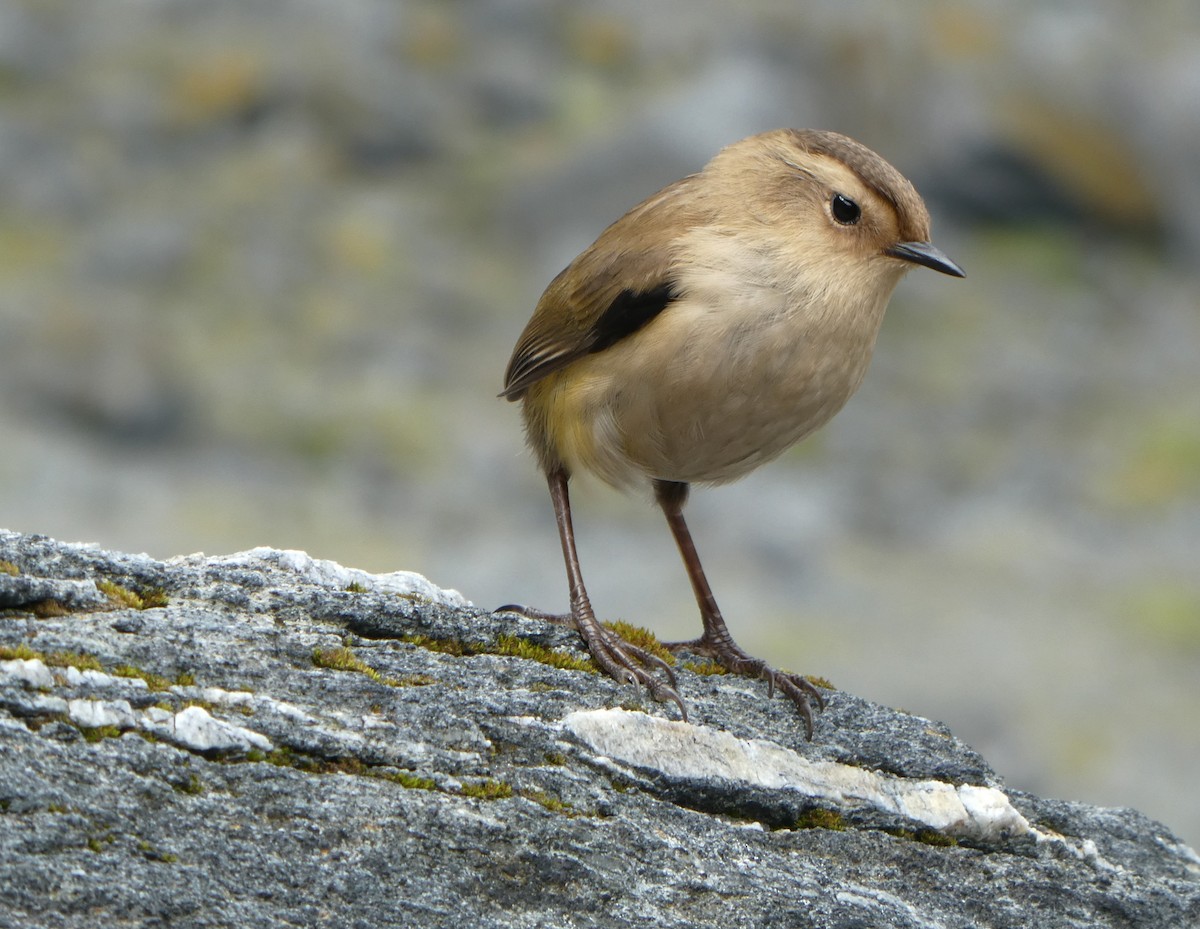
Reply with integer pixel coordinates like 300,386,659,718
501,176,703,400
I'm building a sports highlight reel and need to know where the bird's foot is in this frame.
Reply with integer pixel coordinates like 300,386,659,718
495,603,687,722
664,634,825,739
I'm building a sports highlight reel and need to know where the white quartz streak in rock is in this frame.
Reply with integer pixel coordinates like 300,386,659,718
0,658,55,690
68,698,138,730
154,705,273,754
564,708,1031,843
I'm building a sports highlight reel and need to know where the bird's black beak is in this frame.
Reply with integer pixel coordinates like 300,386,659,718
886,241,965,278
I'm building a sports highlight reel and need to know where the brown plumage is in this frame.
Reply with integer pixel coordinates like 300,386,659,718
501,129,963,737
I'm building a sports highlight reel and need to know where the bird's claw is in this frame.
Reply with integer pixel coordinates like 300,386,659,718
666,636,826,740
502,604,689,722
594,625,688,722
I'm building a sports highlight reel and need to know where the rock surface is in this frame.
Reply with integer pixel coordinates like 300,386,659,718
1,529,1197,928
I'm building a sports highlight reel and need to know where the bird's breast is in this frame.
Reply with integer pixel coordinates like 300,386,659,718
542,274,895,489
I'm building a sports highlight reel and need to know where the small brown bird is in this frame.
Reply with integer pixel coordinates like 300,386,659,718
501,129,963,738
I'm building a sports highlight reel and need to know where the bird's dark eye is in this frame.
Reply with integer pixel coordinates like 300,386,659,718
830,193,861,225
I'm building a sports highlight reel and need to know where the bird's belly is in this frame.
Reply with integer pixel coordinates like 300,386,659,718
629,346,864,485
551,297,880,488
641,385,839,484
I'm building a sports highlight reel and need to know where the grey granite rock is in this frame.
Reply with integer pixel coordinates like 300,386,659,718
0,529,1197,928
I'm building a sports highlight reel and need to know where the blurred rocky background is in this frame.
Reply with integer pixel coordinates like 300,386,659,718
0,0,1197,846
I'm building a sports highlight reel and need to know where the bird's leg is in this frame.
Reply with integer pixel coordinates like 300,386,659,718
654,480,824,738
502,468,685,719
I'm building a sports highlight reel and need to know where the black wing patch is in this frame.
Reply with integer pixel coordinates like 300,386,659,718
501,282,676,400
586,282,675,355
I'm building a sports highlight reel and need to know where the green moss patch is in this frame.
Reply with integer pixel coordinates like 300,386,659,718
461,778,513,800
0,644,196,697
113,664,184,692
98,580,168,611
681,659,728,676
80,725,124,743
884,827,959,848
137,839,178,863
521,788,575,815
51,650,105,672
0,643,44,663
0,643,104,671
3,578,167,619
493,634,594,672
312,645,374,675
311,645,437,687
794,807,846,831
602,621,676,666
243,744,441,793
382,770,437,791
174,773,205,795
403,633,596,674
